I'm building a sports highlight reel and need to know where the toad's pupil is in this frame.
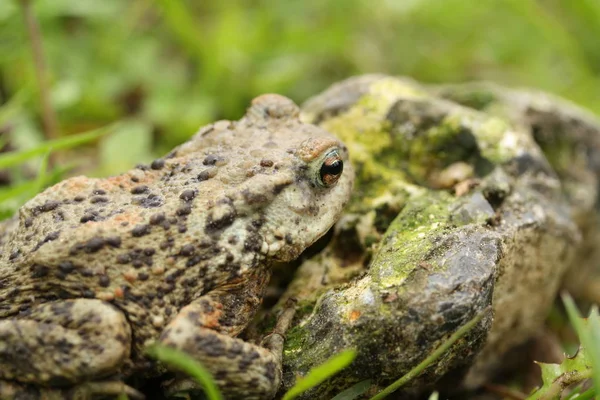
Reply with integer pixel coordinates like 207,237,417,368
320,158,344,186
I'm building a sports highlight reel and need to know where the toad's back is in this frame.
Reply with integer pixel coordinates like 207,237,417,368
0,95,354,354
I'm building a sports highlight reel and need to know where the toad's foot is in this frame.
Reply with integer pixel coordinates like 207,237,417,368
161,298,297,400
0,379,144,400
0,299,131,386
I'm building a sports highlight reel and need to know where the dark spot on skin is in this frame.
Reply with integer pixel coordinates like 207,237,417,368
54,211,65,222
31,264,49,278
273,181,291,195
176,205,192,216
164,273,175,284
249,217,265,231
36,200,60,213
144,248,155,256
132,224,150,237
166,150,178,159
242,189,269,205
214,370,228,381
182,277,198,287
80,212,99,223
151,159,165,170
97,275,110,288
186,255,204,267
74,196,85,202
195,333,226,357
132,260,143,268
163,283,175,294
9,250,20,261
116,254,130,264
45,231,60,242
136,194,163,208
150,212,166,225
203,155,219,166
239,350,261,369
90,196,109,204
58,261,75,274
244,236,262,252
225,253,234,262
180,244,195,257
205,211,236,233
197,169,216,181
136,164,149,171
265,361,277,381
106,237,122,248
285,234,294,245
260,159,274,167
93,190,107,195
138,272,149,281
24,217,33,228
178,225,187,233
84,237,105,253
80,268,94,277
179,190,197,202
131,186,149,194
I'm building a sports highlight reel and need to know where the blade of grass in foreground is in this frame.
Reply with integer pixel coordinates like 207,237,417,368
0,123,117,169
330,379,372,400
563,293,600,394
282,349,357,400
369,307,489,400
146,344,223,400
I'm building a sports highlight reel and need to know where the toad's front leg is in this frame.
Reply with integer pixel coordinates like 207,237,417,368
159,277,296,400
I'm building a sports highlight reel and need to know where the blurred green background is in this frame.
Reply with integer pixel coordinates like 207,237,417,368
1,0,600,215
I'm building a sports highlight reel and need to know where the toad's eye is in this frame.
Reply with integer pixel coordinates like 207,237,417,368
318,150,344,187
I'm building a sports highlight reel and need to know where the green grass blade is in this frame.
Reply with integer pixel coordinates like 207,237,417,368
0,89,29,128
0,163,72,209
562,293,600,394
34,151,50,194
282,349,357,400
585,305,600,393
146,344,223,400
0,124,116,169
330,379,371,400
369,307,489,400
428,392,439,400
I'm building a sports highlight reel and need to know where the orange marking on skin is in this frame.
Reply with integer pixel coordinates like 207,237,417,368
123,271,137,283
113,213,143,226
349,310,361,322
114,287,124,298
297,137,340,162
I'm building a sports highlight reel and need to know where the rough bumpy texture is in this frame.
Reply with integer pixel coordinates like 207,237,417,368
271,76,589,399
0,94,354,399
434,82,600,300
